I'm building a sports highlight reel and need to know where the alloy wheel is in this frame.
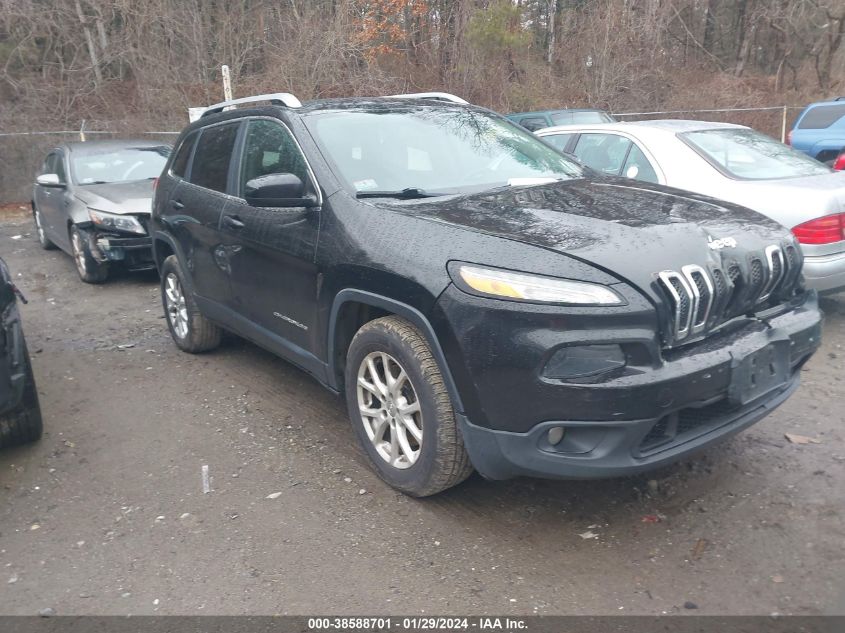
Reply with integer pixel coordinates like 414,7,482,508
71,230,88,275
164,273,189,339
356,351,423,469
34,210,45,243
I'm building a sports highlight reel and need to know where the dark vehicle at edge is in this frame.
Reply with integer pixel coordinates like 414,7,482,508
0,257,42,448
151,92,821,496
31,140,171,283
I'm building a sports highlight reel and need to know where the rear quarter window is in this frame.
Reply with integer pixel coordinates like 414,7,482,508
171,131,199,178
797,104,845,129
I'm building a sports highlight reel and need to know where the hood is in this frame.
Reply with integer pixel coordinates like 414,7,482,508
73,180,154,216
398,178,802,345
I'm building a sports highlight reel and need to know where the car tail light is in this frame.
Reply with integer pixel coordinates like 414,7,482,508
833,153,845,171
792,213,845,245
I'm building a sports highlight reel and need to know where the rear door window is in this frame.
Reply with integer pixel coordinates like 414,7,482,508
797,104,845,129
189,123,240,193
572,133,632,175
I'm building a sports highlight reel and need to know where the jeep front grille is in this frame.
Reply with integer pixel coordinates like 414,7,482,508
657,243,797,345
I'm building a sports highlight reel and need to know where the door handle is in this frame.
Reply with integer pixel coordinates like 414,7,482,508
170,200,184,210
222,215,245,230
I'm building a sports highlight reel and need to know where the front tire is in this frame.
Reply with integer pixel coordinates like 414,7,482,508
160,255,221,353
70,225,108,283
345,316,473,497
0,341,43,448
32,205,55,250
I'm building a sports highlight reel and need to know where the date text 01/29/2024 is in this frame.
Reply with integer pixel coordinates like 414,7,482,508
306,617,528,631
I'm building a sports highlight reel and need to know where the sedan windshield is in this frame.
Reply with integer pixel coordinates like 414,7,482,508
681,128,831,180
72,146,171,185
305,107,582,196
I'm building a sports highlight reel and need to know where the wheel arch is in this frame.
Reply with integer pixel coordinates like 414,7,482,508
327,289,465,414
151,231,195,293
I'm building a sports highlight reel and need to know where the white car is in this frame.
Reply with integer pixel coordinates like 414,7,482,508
535,120,845,293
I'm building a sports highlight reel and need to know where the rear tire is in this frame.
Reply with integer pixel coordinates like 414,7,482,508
345,316,473,497
70,225,108,283
32,206,55,250
160,255,221,353
0,341,43,448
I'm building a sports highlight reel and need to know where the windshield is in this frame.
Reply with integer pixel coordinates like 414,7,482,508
681,128,831,180
305,107,583,196
72,146,171,185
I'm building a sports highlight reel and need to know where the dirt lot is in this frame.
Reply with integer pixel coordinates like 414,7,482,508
0,209,843,616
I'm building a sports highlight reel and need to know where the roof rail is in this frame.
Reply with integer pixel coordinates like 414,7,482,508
388,92,469,105
202,92,302,117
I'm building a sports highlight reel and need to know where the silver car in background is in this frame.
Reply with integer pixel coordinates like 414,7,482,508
31,140,171,284
536,120,845,293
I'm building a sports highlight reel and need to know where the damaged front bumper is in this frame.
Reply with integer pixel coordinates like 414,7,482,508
439,287,822,481
84,229,154,271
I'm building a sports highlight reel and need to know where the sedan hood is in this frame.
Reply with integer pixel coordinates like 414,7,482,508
399,178,802,345
73,180,155,216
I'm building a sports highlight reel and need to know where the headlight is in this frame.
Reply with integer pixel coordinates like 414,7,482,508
453,264,623,305
88,209,146,235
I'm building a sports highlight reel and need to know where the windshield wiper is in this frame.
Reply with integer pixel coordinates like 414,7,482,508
356,187,447,199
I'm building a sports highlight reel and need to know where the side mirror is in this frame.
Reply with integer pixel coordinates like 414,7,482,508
244,173,316,208
36,173,64,187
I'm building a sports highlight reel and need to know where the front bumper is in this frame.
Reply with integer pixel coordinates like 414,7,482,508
89,233,154,271
803,249,845,294
435,287,821,480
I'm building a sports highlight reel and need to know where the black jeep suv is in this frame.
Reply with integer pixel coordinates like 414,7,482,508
152,92,821,496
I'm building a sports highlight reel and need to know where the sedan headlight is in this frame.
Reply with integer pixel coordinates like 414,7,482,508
452,264,623,305
88,209,146,235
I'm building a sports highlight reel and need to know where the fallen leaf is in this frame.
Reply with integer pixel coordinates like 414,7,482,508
578,531,599,540
691,538,708,560
772,575,784,583
784,433,821,445
641,514,661,523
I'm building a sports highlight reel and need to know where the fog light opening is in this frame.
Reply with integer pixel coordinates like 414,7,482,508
547,426,566,446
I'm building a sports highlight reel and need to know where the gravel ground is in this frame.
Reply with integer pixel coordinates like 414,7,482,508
0,210,843,616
